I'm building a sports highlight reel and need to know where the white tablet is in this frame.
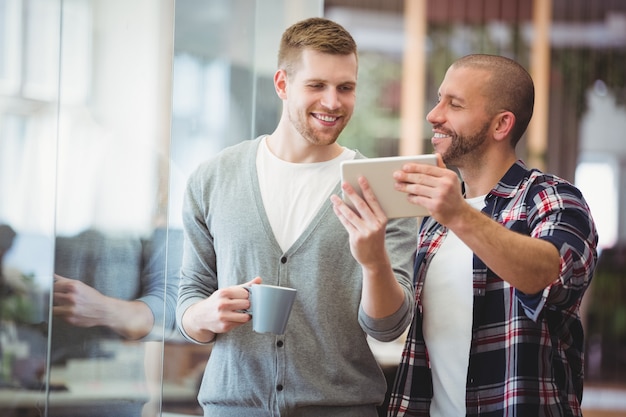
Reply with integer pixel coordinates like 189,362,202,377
340,154,438,219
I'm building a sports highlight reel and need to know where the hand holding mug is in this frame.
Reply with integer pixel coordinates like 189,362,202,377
244,284,297,335
181,277,261,343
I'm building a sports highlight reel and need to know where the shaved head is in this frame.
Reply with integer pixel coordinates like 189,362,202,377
451,54,535,147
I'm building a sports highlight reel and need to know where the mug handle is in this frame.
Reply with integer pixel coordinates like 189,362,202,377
238,286,252,315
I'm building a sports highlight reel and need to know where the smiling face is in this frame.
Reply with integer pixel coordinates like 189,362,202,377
277,49,357,148
426,66,496,167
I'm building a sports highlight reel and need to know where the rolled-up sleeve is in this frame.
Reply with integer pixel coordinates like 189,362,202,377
518,180,598,320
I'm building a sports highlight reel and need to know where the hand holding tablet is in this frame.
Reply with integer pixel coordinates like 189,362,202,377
340,154,438,219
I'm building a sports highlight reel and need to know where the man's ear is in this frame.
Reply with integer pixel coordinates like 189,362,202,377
493,111,515,142
274,69,288,99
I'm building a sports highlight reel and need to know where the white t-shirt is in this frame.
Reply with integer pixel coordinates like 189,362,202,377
256,137,355,252
422,194,486,417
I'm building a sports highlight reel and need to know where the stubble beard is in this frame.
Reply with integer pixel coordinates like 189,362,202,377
289,107,346,147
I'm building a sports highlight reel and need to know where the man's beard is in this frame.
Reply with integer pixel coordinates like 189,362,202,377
441,122,490,166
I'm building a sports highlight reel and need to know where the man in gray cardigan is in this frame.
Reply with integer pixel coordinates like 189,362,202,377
176,17,416,417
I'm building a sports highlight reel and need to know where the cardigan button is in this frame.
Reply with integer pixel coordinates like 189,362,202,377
281,256,287,264
276,384,284,391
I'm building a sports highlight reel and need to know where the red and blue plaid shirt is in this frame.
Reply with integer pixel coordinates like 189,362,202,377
388,161,598,417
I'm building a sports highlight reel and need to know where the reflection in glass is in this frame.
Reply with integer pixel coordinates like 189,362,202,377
1,0,181,416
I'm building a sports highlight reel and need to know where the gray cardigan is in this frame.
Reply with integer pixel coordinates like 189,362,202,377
176,137,416,417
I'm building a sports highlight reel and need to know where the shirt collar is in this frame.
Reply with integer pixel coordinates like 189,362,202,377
470,159,531,201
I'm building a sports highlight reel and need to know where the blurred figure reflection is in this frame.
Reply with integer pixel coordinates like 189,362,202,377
49,227,183,417
51,227,182,361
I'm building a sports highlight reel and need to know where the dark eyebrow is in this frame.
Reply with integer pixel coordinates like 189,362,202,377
440,91,466,104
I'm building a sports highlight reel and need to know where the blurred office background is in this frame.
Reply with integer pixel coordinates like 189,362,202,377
0,0,625,416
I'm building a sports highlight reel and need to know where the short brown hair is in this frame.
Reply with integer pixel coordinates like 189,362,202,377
452,54,535,147
278,17,357,76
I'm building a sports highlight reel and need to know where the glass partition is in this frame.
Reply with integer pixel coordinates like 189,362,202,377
0,0,321,416
1,0,177,415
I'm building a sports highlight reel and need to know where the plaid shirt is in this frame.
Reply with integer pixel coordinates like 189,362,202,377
388,161,598,417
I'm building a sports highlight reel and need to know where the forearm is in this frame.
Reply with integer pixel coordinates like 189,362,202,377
105,298,155,340
360,255,407,319
449,206,561,294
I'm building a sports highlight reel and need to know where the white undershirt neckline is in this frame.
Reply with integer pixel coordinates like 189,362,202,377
422,194,486,417
256,136,355,252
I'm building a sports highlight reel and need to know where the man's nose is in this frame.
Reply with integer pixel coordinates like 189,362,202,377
426,101,444,125
320,89,340,111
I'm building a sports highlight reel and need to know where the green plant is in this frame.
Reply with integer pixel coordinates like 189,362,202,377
0,273,37,324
